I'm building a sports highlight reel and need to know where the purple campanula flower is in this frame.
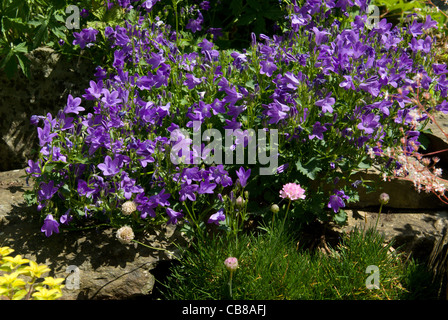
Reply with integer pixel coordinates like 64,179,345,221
309,122,327,140
142,0,160,11
41,214,60,237
80,9,89,18
30,115,44,126
315,92,335,113
312,27,330,45
277,163,289,173
186,10,203,33
200,1,210,10
208,28,223,38
339,75,355,90
166,207,183,225
358,113,380,134
208,208,225,225
77,179,96,198
198,180,217,194
73,28,99,49
120,172,144,199
264,99,290,124
26,159,42,177
436,100,448,113
260,58,277,77
335,0,353,11
236,167,251,188
184,73,203,89
422,15,438,30
94,66,107,80
135,193,157,219
37,121,58,147
222,86,243,105
97,155,123,177
101,89,122,107
60,209,73,225
408,19,423,37
113,49,126,69
179,184,199,202
83,80,104,100
37,180,58,202
358,78,381,97
150,189,171,207
291,13,309,32
327,190,349,213
64,94,84,115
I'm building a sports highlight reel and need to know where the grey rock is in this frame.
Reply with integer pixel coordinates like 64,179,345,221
0,46,96,171
0,169,187,300
338,209,448,261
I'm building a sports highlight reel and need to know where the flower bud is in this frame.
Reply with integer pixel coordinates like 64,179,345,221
235,196,245,208
224,257,238,272
379,193,390,205
270,204,280,213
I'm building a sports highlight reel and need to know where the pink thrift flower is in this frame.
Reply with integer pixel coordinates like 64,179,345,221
224,257,238,272
279,183,306,201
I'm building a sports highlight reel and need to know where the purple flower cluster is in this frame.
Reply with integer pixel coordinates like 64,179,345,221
73,28,99,49
27,0,448,235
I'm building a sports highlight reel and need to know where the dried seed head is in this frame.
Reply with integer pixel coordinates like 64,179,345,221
121,201,137,216
116,226,135,244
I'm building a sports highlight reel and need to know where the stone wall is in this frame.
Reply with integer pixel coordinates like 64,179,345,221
0,47,96,171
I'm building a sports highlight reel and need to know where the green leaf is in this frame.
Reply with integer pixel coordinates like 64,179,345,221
358,161,371,169
296,157,322,180
23,190,37,205
334,209,347,225
13,42,28,53
15,53,30,78
32,18,49,49
230,0,243,17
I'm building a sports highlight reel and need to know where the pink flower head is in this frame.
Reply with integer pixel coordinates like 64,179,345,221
224,257,238,272
279,183,306,200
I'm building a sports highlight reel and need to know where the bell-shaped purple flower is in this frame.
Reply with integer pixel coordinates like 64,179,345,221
236,167,251,188
208,208,225,225
41,214,60,237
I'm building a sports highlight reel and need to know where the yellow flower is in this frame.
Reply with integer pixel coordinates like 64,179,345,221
32,286,63,300
22,260,51,278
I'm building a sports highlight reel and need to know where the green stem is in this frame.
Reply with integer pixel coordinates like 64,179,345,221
375,203,383,230
281,199,292,233
229,271,233,298
132,239,173,253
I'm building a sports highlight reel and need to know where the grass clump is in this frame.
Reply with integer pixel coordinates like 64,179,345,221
159,223,438,300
